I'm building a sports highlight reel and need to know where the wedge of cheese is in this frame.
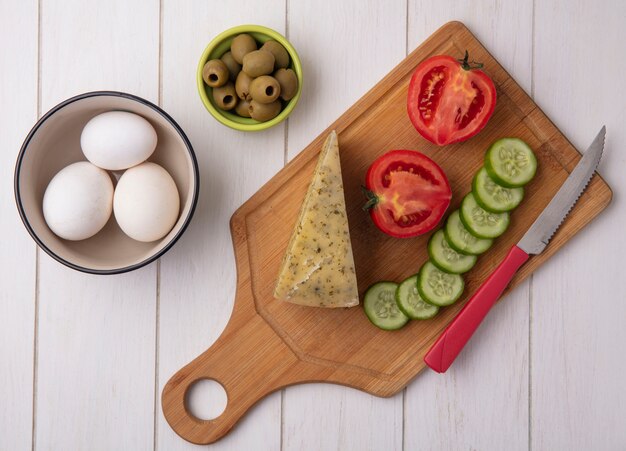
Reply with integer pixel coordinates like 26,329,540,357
274,131,358,308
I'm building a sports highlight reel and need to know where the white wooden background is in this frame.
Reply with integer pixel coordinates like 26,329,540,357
1,0,625,449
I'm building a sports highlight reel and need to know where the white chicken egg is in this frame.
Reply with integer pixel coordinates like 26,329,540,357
81,111,157,170
113,162,180,242
43,161,114,241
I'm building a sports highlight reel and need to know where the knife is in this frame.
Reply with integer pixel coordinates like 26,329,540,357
424,126,606,373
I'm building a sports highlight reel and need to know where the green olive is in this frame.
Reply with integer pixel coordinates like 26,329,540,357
202,59,229,87
273,68,298,100
220,51,241,81
235,70,254,100
212,82,237,111
230,34,257,64
249,99,281,122
249,75,281,104
235,99,252,118
261,40,290,69
242,50,275,77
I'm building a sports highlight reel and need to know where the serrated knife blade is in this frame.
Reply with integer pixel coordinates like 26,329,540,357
425,127,606,373
517,126,605,254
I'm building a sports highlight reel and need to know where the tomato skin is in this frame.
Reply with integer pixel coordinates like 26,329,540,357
407,54,497,146
365,150,452,238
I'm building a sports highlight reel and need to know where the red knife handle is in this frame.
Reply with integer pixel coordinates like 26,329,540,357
424,245,530,373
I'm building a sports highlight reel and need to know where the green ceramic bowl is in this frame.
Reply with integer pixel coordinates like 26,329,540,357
197,25,303,132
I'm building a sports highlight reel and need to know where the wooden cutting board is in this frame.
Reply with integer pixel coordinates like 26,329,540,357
162,21,612,444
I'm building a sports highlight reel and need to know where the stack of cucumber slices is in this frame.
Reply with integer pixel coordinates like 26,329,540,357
364,138,537,330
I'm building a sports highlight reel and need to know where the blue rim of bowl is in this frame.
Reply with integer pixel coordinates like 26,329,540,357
13,90,200,275
197,24,303,131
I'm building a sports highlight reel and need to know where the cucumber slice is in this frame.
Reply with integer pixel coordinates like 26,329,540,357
417,261,465,307
460,193,510,239
396,275,439,320
428,229,477,274
473,167,524,213
363,282,409,330
485,138,537,188
444,210,493,255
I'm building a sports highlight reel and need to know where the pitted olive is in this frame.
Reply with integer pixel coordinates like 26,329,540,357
274,68,298,101
212,82,237,110
220,51,241,81
261,40,289,69
242,50,275,77
235,99,252,118
249,99,281,122
249,75,281,103
235,71,254,100
202,59,229,87
230,34,257,64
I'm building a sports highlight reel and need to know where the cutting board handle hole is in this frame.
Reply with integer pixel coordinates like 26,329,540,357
184,378,228,421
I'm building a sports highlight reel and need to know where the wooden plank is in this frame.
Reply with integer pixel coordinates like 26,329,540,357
157,1,286,450
283,1,406,449
531,1,626,449
0,1,38,450
35,1,159,449
404,3,533,449
283,385,402,451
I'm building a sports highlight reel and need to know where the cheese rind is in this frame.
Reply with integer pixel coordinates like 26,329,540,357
274,131,358,308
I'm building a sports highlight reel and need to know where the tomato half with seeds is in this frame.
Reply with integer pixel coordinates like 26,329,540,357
364,150,452,238
407,52,497,146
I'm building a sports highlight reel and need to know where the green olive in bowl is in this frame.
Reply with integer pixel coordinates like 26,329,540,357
235,99,252,118
235,71,254,101
202,59,229,88
212,83,237,110
249,99,281,122
220,52,241,81
249,76,281,104
230,34,257,64
261,40,290,69
242,50,275,77
274,68,298,101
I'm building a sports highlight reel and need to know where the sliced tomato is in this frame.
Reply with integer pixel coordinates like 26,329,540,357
364,150,451,238
407,52,497,146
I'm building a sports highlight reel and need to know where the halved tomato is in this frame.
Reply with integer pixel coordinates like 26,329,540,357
364,150,451,238
407,52,496,146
